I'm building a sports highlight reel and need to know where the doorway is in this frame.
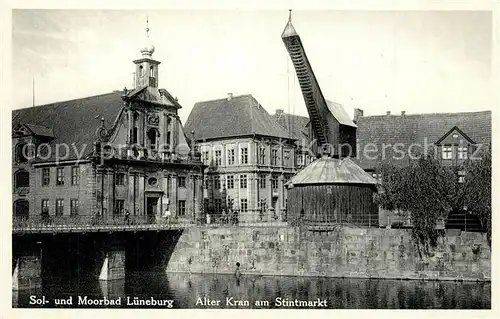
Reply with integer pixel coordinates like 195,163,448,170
146,197,159,223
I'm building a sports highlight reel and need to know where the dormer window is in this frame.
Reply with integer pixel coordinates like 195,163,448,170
442,146,453,160
458,146,468,159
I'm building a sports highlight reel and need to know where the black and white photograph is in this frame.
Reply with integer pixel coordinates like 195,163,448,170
4,1,497,315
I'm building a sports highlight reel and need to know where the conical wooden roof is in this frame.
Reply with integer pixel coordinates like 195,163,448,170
288,156,377,186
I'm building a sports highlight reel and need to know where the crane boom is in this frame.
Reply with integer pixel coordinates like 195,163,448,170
281,11,356,157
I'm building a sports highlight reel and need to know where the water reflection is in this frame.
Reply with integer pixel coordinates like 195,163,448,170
14,272,490,309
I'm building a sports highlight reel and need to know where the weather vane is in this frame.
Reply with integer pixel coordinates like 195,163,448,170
146,15,150,38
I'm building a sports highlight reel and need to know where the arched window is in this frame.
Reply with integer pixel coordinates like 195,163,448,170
139,65,144,76
13,200,29,217
14,170,29,189
148,128,158,150
15,143,28,163
150,66,154,77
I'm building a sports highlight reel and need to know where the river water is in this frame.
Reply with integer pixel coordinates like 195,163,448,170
13,271,490,309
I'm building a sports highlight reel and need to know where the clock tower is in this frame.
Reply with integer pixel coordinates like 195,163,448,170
133,17,160,88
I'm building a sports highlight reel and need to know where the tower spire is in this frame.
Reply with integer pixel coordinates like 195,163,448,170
281,9,297,38
140,15,155,57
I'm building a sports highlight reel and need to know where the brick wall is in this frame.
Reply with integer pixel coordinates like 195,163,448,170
166,226,490,282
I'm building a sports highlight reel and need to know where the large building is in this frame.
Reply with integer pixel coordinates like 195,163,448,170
354,109,492,173
12,28,204,225
184,94,297,223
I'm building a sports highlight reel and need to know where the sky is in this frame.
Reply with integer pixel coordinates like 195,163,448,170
11,9,494,123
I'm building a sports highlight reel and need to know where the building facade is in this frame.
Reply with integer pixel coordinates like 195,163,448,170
12,31,204,225
185,94,297,223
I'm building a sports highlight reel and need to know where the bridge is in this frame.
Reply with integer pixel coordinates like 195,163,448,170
12,215,190,291
12,215,190,235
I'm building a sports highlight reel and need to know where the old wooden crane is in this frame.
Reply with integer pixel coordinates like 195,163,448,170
282,11,378,228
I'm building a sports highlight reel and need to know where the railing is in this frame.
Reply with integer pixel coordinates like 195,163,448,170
12,215,192,234
197,210,289,227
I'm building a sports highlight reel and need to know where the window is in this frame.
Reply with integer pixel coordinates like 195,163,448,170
458,170,466,183
148,129,158,150
283,150,291,167
41,199,50,214
271,149,279,166
240,199,248,213
214,175,221,189
259,174,266,188
131,127,138,144
227,198,234,210
139,65,144,76
204,177,210,189
214,198,222,212
258,147,266,165
56,199,64,216
240,175,247,189
56,167,65,185
442,146,453,160
202,151,209,164
71,167,80,185
458,146,468,159
227,149,235,165
215,150,222,166
241,147,248,164
372,172,381,184
271,176,279,190
178,200,186,216
42,168,50,186
296,153,303,166
227,175,234,189
115,173,125,186
115,200,125,215
15,143,28,163
70,199,79,215
15,171,29,189
150,66,154,77
178,177,186,188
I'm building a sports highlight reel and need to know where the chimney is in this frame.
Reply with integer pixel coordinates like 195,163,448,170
227,93,233,101
386,111,391,116
353,108,364,123
401,110,406,117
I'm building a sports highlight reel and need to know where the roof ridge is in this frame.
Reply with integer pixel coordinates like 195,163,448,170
362,110,491,118
12,91,121,112
193,94,253,105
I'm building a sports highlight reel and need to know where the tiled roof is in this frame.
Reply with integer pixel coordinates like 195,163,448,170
185,94,292,141
354,111,492,170
273,111,310,150
273,111,309,140
288,156,377,185
12,91,125,162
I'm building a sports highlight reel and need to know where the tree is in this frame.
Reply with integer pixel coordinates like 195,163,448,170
375,155,457,256
375,145,492,254
462,145,492,242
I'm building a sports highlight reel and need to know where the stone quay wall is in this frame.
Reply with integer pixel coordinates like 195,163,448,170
165,226,491,282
